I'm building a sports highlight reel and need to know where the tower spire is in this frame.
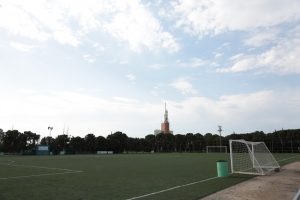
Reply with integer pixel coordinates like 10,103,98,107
164,102,168,122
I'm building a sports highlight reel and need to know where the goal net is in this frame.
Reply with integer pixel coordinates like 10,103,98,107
206,146,228,153
230,139,280,175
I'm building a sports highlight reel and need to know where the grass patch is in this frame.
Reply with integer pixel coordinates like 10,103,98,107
0,153,298,200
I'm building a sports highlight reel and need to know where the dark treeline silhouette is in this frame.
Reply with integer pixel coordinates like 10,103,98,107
0,128,299,154
0,129,40,153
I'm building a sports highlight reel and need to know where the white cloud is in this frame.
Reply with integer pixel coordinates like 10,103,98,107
0,90,160,137
244,29,279,47
217,56,258,73
176,57,208,68
0,90,168,137
214,52,223,59
53,26,79,47
83,54,96,63
170,78,198,95
150,85,165,97
0,1,50,42
0,1,79,46
0,89,300,137
229,53,244,61
149,58,217,71
103,1,179,53
126,74,136,83
148,63,167,70
172,0,300,37
170,90,300,134
93,42,105,52
119,60,129,65
9,41,37,52
0,0,179,52
218,27,300,74
113,97,139,104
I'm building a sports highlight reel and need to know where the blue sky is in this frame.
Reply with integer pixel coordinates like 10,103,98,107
0,0,300,138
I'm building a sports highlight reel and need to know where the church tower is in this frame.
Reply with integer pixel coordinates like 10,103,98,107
161,102,170,134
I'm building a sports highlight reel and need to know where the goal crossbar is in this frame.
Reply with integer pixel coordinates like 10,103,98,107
206,146,228,153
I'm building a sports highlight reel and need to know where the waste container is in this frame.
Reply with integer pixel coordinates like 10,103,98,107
216,160,228,177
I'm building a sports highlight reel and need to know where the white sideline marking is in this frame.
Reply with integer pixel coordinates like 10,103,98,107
0,171,83,180
126,155,300,199
125,176,218,200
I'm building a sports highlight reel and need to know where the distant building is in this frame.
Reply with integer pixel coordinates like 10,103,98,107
154,129,161,135
154,103,173,135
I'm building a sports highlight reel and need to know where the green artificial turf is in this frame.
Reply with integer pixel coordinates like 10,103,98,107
0,153,298,200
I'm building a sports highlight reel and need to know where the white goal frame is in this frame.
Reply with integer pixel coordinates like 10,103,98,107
229,139,280,175
206,146,228,153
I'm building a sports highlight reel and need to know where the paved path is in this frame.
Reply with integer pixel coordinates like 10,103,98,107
201,161,300,200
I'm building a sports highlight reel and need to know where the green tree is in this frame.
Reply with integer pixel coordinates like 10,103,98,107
3,130,23,153
54,134,70,152
185,133,194,152
107,131,128,153
174,134,186,152
84,133,97,153
145,134,156,151
193,133,204,152
40,136,55,152
96,136,107,151
23,131,40,149
69,136,85,153
0,129,3,151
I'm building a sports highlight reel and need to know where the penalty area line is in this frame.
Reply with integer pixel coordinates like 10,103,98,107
125,176,218,200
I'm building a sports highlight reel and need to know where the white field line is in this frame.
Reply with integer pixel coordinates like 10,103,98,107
0,160,83,180
277,155,299,163
126,155,300,200
0,170,83,180
293,189,300,200
0,162,81,172
0,160,15,164
125,176,218,200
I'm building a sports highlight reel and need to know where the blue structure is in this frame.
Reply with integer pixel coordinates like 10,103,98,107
36,145,49,155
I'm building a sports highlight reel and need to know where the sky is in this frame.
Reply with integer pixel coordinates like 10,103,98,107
0,0,300,138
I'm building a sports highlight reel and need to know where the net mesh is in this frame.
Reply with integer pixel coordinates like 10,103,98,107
230,140,279,175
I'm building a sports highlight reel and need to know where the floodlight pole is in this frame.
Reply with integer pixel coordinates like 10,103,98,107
218,125,222,148
47,126,53,145
48,126,53,137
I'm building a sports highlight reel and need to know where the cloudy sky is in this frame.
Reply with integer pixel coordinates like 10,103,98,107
0,0,300,138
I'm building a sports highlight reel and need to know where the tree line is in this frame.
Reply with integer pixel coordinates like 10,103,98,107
0,128,299,154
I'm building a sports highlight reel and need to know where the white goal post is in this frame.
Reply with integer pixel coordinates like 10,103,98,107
206,146,228,153
229,139,280,175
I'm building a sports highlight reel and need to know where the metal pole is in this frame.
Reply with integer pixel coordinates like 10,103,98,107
47,126,53,145
218,126,222,152
229,140,234,173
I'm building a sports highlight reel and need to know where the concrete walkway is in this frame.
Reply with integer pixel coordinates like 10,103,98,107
201,161,300,200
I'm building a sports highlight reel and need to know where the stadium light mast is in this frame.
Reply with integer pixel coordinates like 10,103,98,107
218,125,222,147
47,126,53,146
48,126,53,137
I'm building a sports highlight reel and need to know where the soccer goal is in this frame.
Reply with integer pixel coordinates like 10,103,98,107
206,146,228,153
229,139,280,175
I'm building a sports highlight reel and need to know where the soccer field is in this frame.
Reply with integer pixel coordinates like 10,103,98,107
0,153,299,200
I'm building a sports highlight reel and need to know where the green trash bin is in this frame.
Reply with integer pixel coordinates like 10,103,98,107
216,160,228,177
